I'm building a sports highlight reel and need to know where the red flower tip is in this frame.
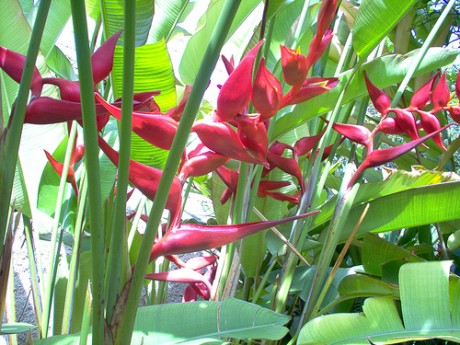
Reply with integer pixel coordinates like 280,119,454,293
364,71,391,115
42,78,81,102
221,55,235,75
375,117,403,135
44,150,78,196
280,46,309,87
149,211,320,261
91,30,122,85
215,40,264,122
392,109,419,141
432,72,451,111
179,144,229,180
252,58,283,120
283,77,339,107
448,106,460,124
293,131,324,159
166,85,192,121
410,72,439,110
331,122,373,151
235,116,268,164
417,110,446,150
305,28,333,69
0,46,43,96
95,93,179,151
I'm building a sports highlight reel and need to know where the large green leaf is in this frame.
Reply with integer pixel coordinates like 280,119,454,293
312,170,460,241
112,41,176,169
36,298,289,345
178,0,260,84
352,0,417,59
147,0,190,43
298,261,459,344
272,47,459,139
100,0,154,47
131,298,290,344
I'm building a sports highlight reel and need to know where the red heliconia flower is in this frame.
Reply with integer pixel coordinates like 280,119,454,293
282,77,339,107
448,106,460,124
258,180,299,204
431,72,451,111
192,120,266,164
348,124,452,188
264,141,305,192
221,55,235,75
315,0,338,38
91,31,122,85
145,268,212,300
305,28,334,70
215,41,264,122
44,150,79,196
375,116,404,135
166,85,192,121
42,78,81,102
364,72,391,116
416,110,446,150
410,72,439,110
252,58,283,120
0,46,43,96
149,211,319,261
330,121,373,152
280,46,309,87
392,109,419,140
293,131,324,159
183,255,217,271
95,93,178,151
98,136,182,227
179,144,229,180
235,116,268,163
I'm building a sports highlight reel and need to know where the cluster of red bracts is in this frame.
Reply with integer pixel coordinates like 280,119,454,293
332,72,456,188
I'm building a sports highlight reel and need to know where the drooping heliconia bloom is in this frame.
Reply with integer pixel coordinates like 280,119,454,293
179,143,229,180
98,136,183,227
252,58,283,120
330,121,373,152
265,141,305,193
392,109,420,141
305,28,334,71
90,31,122,85
95,93,179,151
149,211,319,261
348,125,452,188
235,115,269,163
280,46,309,87
192,120,266,164
364,72,391,116
416,110,446,150
215,41,264,122
145,268,213,300
0,46,43,96
44,150,79,196
431,72,451,111
293,131,324,159
409,72,439,110
282,77,339,107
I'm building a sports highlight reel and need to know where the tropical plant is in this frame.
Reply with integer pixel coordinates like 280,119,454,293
0,0,460,344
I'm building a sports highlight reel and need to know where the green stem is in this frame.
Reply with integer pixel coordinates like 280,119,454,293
115,1,243,343
106,0,136,321
70,1,106,343
42,121,77,337
0,0,51,259
62,171,88,334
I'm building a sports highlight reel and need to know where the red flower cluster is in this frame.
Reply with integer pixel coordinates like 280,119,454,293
331,72,453,188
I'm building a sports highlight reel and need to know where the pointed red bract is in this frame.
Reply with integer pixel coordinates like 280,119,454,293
364,72,391,115
193,120,266,164
252,58,283,120
179,144,229,179
95,93,179,151
305,29,333,69
91,31,122,84
432,72,450,111
392,109,419,140
98,136,182,227
0,46,43,96
43,78,81,102
294,132,324,159
44,150,78,196
283,77,339,107
280,46,309,87
416,110,446,150
331,122,373,151
215,41,264,122
410,73,438,110
236,116,268,163
149,211,319,261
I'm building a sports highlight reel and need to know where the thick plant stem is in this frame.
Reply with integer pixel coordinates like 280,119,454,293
69,1,106,344
106,0,136,321
0,0,51,258
114,1,243,343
